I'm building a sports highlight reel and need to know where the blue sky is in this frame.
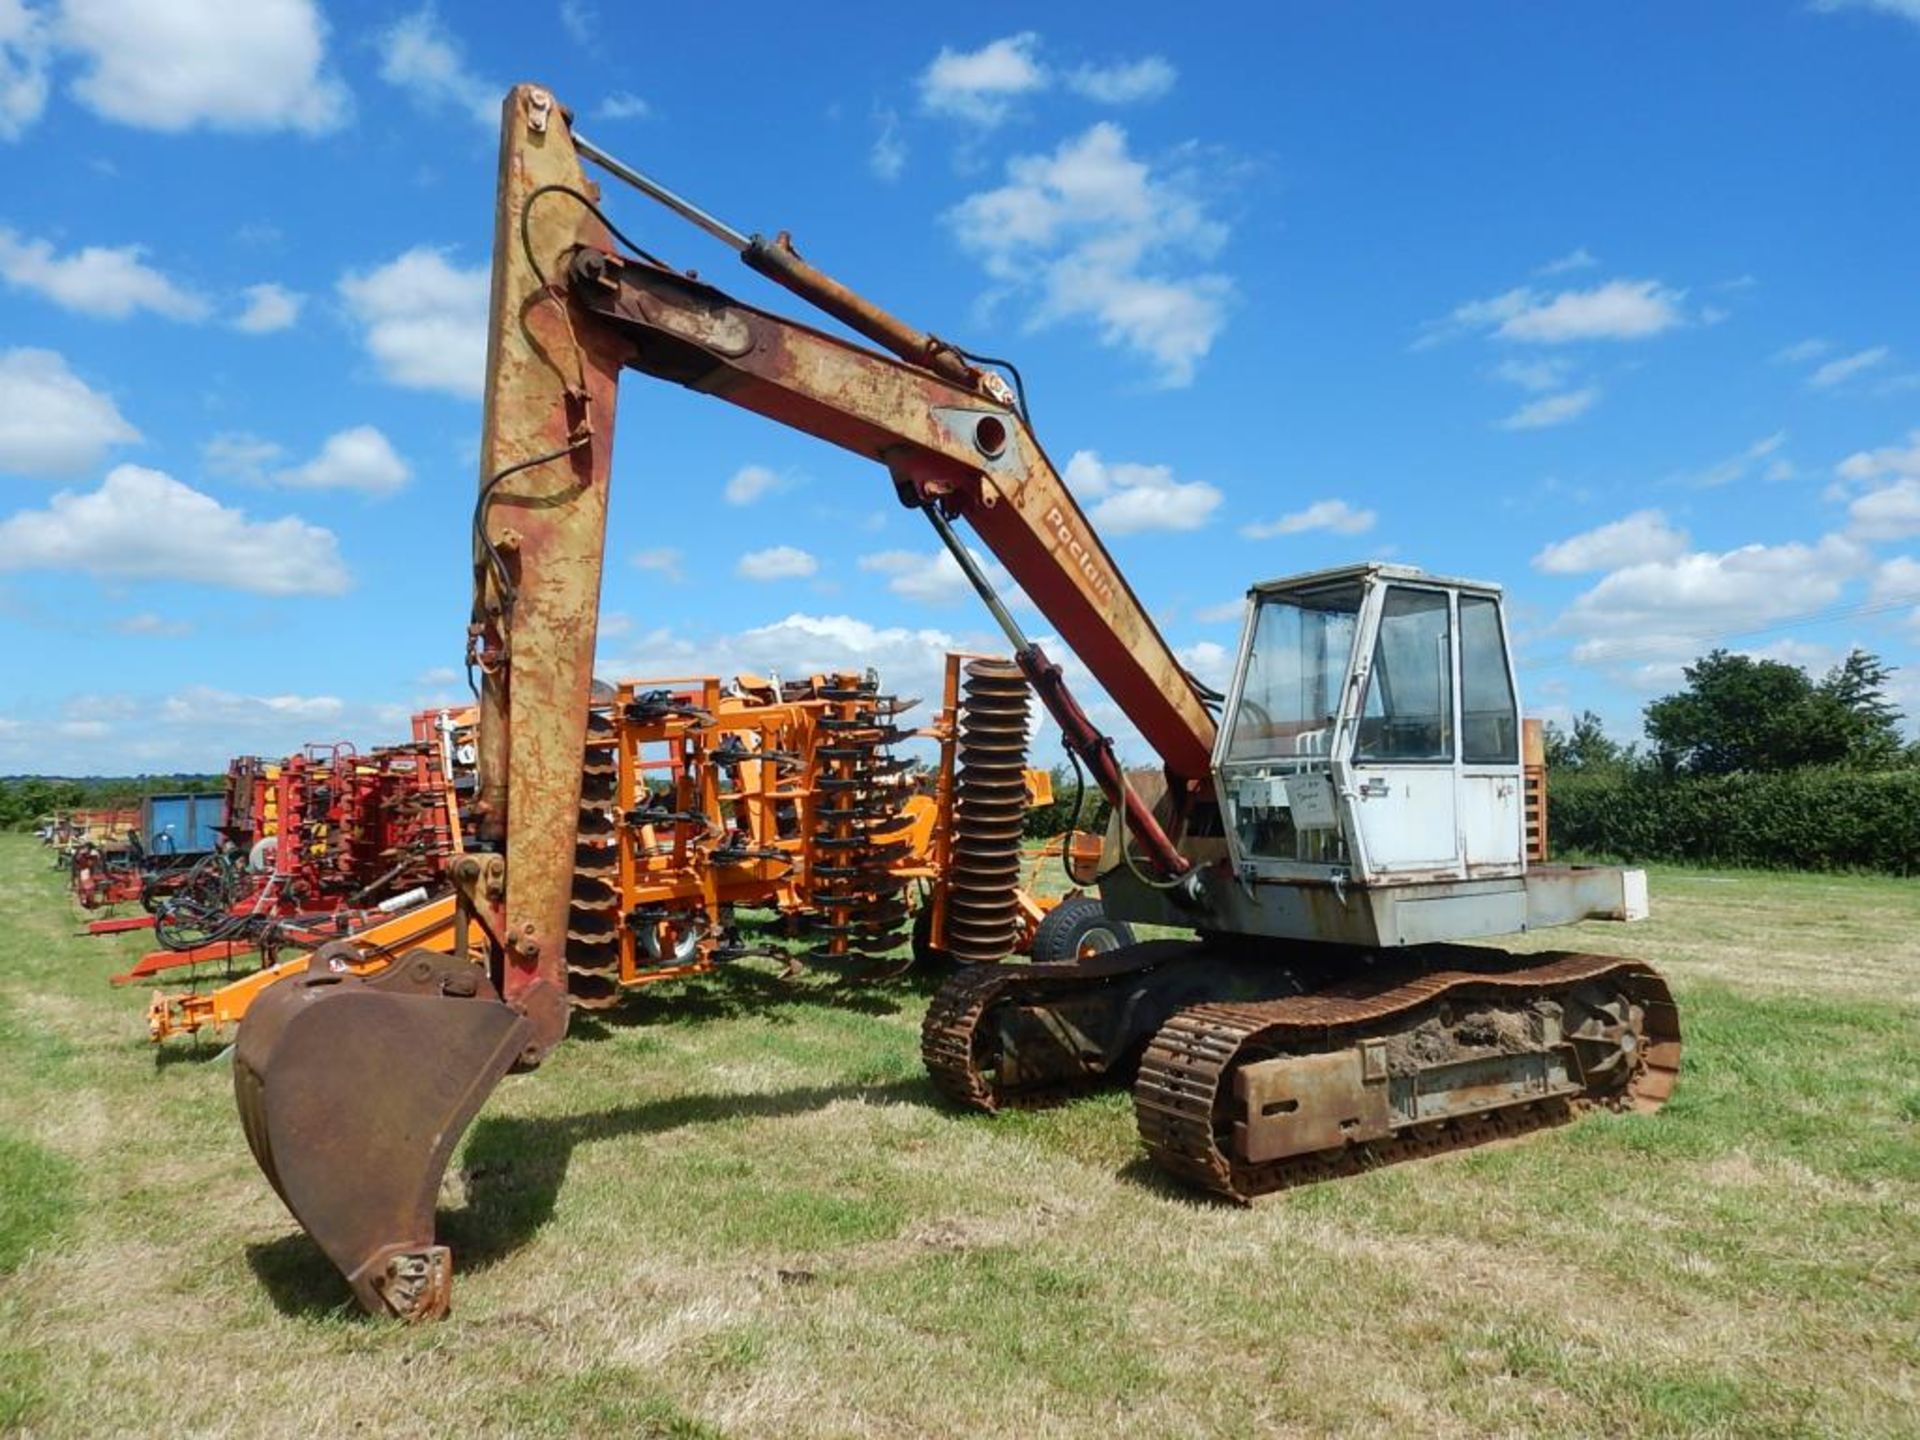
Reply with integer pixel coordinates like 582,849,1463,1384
2,0,1917,775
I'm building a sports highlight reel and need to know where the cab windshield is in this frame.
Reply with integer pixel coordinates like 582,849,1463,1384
1224,584,1363,761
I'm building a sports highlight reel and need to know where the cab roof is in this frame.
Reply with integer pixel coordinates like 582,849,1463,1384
1247,561,1504,599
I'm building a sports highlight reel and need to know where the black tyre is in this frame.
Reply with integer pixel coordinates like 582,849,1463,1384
1029,895,1135,964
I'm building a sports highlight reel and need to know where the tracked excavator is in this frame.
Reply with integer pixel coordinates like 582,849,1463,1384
235,85,1681,1321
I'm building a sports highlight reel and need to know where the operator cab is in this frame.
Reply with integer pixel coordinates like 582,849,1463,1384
1213,563,1524,889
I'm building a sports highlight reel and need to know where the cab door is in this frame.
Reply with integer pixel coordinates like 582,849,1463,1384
1343,585,1464,879
1456,592,1525,873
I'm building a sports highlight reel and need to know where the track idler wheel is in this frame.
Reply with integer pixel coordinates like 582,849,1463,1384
233,949,534,1321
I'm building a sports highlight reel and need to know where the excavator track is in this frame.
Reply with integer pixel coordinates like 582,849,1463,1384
925,946,1680,1198
921,942,1194,1112
1134,950,1681,1202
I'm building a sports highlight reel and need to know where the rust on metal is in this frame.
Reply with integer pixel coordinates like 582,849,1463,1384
1134,950,1682,1202
1233,1045,1393,1163
566,249,1219,787
924,945,1680,1202
741,230,986,392
920,940,1196,1112
231,84,626,1323
473,83,631,1057
234,949,533,1320
943,660,1031,963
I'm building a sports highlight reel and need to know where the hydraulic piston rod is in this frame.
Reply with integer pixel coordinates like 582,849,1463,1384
920,507,1189,880
573,131,988,391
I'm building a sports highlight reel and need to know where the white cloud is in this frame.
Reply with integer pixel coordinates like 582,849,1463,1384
948,122,1232,387
1498,386,1600,430
1813,0,1920,24
858,546,1029,608
1063,449,1220,533
724,463,785,505
1535,247,1597,276
115,611,190,637
203,426,407,495
338,247,488,399
0,226,208,320
415,665,459,686
1430,278,1686,347
3,695,292,770
1833,430,1920,542
631,546,683,582
376,7,495,129
1175,638,1233,689
558,0,595,45
0,463,349,594
1502,280,1686,343
1807,345,1890,390
202,431,283,480
0,347,139,477
1532,510,1689,574
917,34,1174,122
597,90,649,121
0,685,426,774
272,426,410,496
736,544,818,581
1849,480,1920,542
1772,337,1830,364
0,0,50,140
159,686,345,728
1683,430,1788,489
1491,356,1572,393
919,32,1046,126
233,281,302,333
58,0,348,135
1065,56,1176,104
1558,535,1871,672
1240,498,1377,540
1870,555,1920,605
1836,429,1920,492
869,106,906,181
1193,598,1247,624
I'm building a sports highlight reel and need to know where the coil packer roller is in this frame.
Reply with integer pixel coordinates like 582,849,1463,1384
233,85,1679,1319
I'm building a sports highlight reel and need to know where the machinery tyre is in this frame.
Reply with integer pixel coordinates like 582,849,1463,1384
1030,895,1136,964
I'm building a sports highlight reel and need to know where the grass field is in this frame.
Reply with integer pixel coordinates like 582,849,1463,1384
2,833,1916,1438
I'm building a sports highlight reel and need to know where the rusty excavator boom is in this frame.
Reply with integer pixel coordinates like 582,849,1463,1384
235,85,1680,1320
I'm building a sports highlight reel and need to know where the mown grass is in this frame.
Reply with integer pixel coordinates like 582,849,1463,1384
0,838,1915,1437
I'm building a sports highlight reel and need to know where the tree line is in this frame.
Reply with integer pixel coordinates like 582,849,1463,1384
0,775,223,832
1544,649,1919,873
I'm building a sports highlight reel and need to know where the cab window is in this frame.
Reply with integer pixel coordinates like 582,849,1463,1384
1354,587,1453,763
1459,594,1518,764
1224,585,1362,761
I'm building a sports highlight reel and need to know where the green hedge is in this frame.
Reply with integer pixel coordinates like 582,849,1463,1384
1549,767,1920,874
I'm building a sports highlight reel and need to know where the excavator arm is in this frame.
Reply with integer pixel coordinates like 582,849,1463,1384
234,83,1217,1320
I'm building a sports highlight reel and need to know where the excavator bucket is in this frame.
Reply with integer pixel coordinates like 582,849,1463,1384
233,950,534,1320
